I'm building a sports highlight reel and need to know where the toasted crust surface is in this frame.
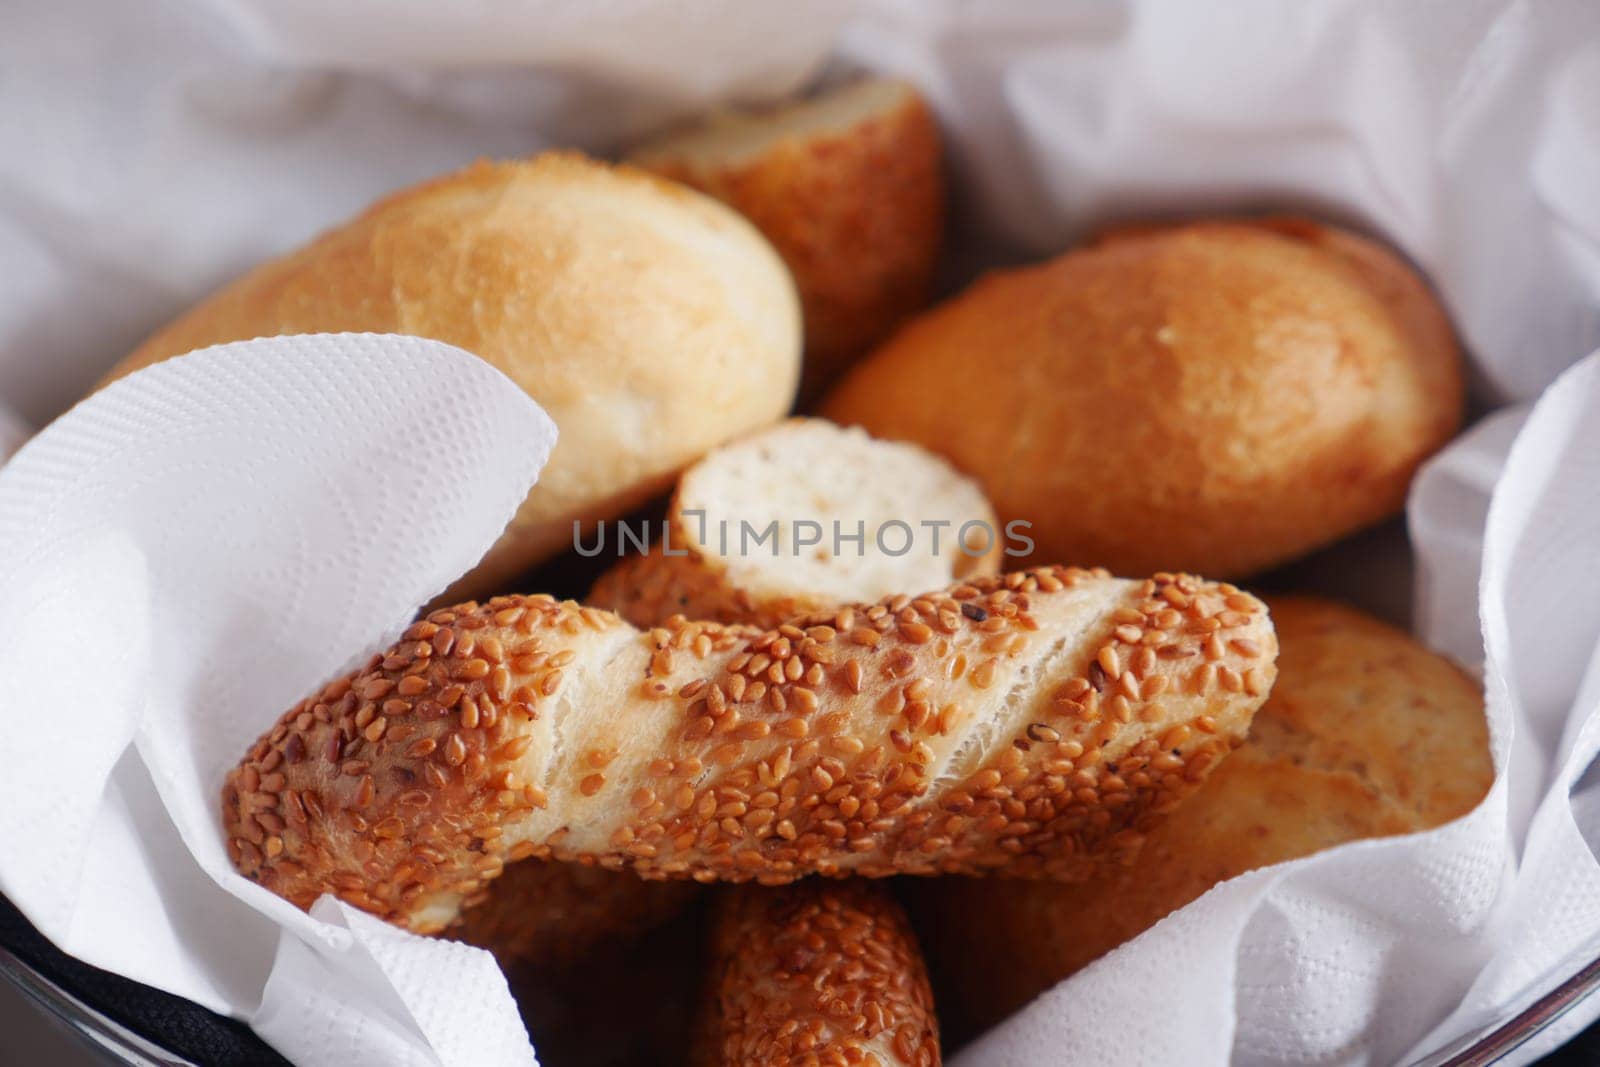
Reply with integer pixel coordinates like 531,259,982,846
224,566,1275,933
103,153,802,599
823,218,1463,578
694,882,939,1067
634,79,944,397
911,595,1491,1041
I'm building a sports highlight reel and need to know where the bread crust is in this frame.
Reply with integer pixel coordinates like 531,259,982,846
694,882,939,1067
910,595,1492,1041
223,566,1275,933
101,153,802,599
822,217,1463,578
589,543,795,631
634,79,944,398
453,856,698,969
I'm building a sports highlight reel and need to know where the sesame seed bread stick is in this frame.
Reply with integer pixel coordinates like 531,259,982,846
100,152,802,602
223,566,1277,934
909,596,1492,1042
693,881,940,1067
631,78,944,400
589,418,1002,631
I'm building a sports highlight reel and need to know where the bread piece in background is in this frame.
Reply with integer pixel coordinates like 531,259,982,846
693,881,939,1067
823,218,1463,579
497,893,709,1067
455,857,699,970
101,153,802,601
909,596,1492,1044
588,418,1001,629
632,78,944,400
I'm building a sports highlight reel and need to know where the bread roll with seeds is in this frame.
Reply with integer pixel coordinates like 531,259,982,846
101,153,802,600
631,78,943,398
223,566,1277,934
589,418,1001,630
909,596,1491,1041
693,882,939,1067
823,217,1463,579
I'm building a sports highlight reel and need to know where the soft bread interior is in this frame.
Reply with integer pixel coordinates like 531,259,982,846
675,418,997,605
632,78,917,170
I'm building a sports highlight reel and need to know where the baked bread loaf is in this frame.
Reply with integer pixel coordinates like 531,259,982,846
823,217,1463,579
632,78,944,398
589,418,1001,630
224,566,1276,934
102,153,802,600
910,596,1492,1041
454,855,698,969
693,882,939,1067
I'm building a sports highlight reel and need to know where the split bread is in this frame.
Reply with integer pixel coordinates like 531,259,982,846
693,882,939,1067
910,596,1493,1041
589,418,1002,630
823,217,1463,579
101,153,802,600
632,78,944,397
224,566,1278,934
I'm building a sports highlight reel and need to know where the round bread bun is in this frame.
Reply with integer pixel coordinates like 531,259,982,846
632,78,944,399
102,153,803,600
822,217,1463,579
909,595,1492,1042
588,418,1002,629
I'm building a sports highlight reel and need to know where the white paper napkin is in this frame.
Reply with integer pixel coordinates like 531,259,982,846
0,334,556,1066
5,1,1600,1065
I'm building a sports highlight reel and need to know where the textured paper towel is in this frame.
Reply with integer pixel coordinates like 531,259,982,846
0,334,555,1066
4,1,1600,1065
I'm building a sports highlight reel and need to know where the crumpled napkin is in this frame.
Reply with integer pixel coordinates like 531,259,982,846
0,334,555,1066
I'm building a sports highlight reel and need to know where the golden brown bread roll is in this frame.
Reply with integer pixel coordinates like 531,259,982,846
589,418,1002,630
822,217,1463,579
223,566,1277,934
103,153,802,600
693,881,939,1067
632,78,944,399
909,596,1492,1042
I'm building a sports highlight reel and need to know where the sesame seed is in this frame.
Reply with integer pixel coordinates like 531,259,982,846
1097,645,1121,678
